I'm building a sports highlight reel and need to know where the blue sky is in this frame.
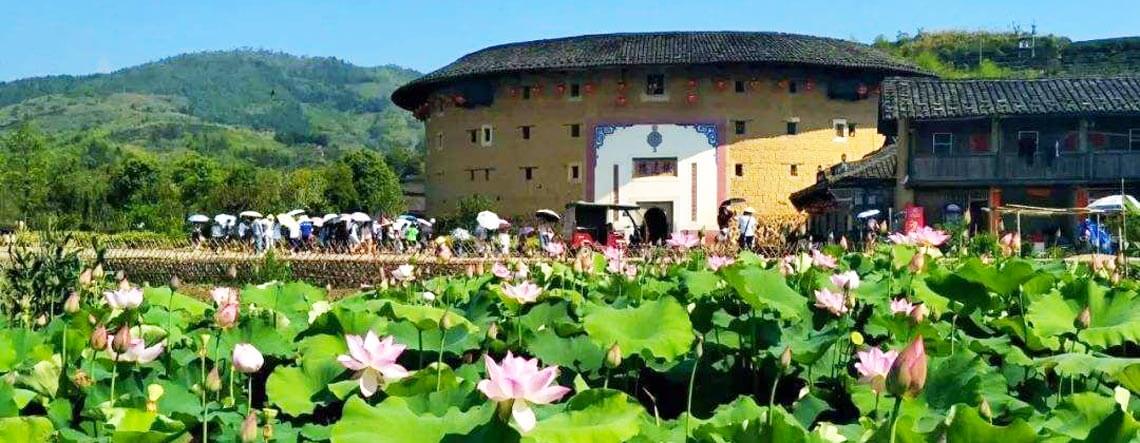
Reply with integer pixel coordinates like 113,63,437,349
2,0,1137,82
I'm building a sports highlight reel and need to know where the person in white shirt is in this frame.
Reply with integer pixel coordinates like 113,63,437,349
737,207,758,249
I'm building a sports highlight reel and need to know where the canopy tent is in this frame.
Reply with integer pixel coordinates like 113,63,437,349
997,203,1126,255
1087,195,1140,213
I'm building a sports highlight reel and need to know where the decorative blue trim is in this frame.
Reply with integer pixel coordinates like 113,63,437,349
646,124,662,152
679,123,719,148
593,124,633,150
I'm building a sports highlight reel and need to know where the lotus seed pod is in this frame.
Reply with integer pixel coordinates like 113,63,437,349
226,264,238,280
168,275,182,291
63,291,81,314
112,327,131,353
779,346,793,370
1077,306,1092,329
71,369,93,389
78,268,93,286
605,343,622,368
90,324,108,350
92,264,105,279
115,270,126,283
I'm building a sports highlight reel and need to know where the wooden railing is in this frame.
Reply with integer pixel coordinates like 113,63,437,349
911,151,1140,184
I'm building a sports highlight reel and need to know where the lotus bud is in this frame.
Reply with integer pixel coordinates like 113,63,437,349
606,343,623,368
90,324,108,350
92,264,105,279
226,264,238,280
486,322,500,341
886,336,927,398
117,278,131,292
476,262,486,275
1077,306,1092,329
112,327,131,353
908,252,925,273
35,315,47,326
440,312,454,330
63,291,81,314
839,236,849,251
72,369,93,389
1112,271,1122,285
88,314,97,325
963,210,972,225
695,335,704,358
379,278,389,290
78,268,93,286
979,397,992,420
168,275,182,291
115,270,127,283
206,366,222,392
465,264,475,278
199,334,212,351
215,302,239,329
1117,253,1127,270
779,346,792,370
909,303,928,324
240,412,259,443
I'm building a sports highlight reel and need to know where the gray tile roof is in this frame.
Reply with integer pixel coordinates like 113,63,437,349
880,76,1140,121
790,145,897,211
393,31,926,110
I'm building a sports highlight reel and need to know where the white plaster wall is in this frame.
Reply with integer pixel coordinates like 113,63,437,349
593,124,719,232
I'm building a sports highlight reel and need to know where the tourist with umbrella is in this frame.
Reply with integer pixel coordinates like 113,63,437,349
187,214,209,249
535,209,560,248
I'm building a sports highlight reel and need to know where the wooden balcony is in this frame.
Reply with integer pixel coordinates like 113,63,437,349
910,151,1140,185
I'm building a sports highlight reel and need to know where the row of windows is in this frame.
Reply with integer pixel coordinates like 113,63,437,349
512,75,824,100
463,164,583,182
730,119,856,138
929,128,1140,153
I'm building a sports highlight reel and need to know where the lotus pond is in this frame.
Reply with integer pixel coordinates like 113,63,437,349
4,236,1140,442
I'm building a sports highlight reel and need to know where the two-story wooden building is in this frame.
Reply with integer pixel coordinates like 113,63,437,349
880,76,1140,239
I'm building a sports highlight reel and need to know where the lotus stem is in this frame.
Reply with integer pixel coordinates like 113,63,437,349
201,350,208,443
109,360,118,409
888,396,903,443
417,329,424,368
436,323,447,391
247,375,253,413
874,392,881,420
684,349,700,438
767,373,780,426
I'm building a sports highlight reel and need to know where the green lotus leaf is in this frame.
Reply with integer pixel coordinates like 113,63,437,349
682,270,721,299
526,329,605,373
688,396,764,441
758,405,810,442
1042,393,1117,440
381,301,478,334
944,404,1037,443
330,392,493,443
721,266,808,320
0,416,54,442
1035,353,1140,378
582,297,694,361
143,287,209,317
525,389,645,443
1083,408,1140,443
266,365,324,417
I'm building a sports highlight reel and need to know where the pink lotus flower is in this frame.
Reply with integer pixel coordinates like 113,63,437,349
887,232,913,245
492,262,512,279
779,255,796,276
666,231,700,249
336,331,409,397
104,287,143,310
912,226,950,247
232,343,264,374
855,347,898,394
1000,232,1020,256
890,298,915,315
215,301,239,329
478,352,571,432
622,264,638,280
211,287,239,306
814,288,848,316
514,263,530,280
503,281,542,304
543,242,565,256
603,246,624,263
830,271,860,291
106,336,165,364
811,250,837,269
707,255,735,271
391,264,415,282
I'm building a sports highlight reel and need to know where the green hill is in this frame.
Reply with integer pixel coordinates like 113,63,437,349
0,50,424,164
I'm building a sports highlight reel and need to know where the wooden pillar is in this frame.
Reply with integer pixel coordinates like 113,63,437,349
894,118,914,208
989,186,1003,233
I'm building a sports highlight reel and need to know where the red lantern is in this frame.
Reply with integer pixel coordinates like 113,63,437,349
748,79,760,90
533,83,544,95
777,79,789,90
509,86,519,98
452,95,466,106
857,84,869,96
871,84,881,95
687,78,698,89
584,83,595,94
804,79,816,91
686,92,698,104
617,81,628,92
616,95,628,106
714,79,728,91
555,83,566,95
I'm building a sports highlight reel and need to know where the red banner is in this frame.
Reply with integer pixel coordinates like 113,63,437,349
903,205,925,234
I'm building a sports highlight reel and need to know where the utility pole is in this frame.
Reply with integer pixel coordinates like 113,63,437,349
1031,23,1037,58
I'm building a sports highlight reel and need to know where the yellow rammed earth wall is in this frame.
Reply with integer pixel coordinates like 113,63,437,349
422,66,886,224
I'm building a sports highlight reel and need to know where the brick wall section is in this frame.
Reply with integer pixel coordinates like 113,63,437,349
423,67,887,221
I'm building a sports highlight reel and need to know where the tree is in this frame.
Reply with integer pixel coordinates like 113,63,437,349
339,149,404,215
170,153,221,211
1,123,49,224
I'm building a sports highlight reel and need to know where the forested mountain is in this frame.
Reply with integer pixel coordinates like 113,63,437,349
0,50,424,233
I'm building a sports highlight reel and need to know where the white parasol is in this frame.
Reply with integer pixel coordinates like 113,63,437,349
286,209,306,217
238,210,263,218
187,214,209,223
350,212,372,222
535,209,561,222
856,209,882,219
476,211,502,230
214,214,236,225
1088,195,1140,213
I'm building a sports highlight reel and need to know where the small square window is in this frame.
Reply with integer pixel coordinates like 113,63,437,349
833,119,848,140
484,169,491,181
848,123,857,136
521,126,531,140
646,74,665,95
789,164,799,176
436,132,444,151
522,86,532,100
570,124,581,138
468,170,476,181
568,163,581,183
569,83,580,98
933,133,953,153
468,129,478,144
789,81,798,94
786,121,798,135
734,80,745,93
734,120,747,135
481,125,494,147
1130,129,1140,150
734,164,744,177
522,167,535,181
